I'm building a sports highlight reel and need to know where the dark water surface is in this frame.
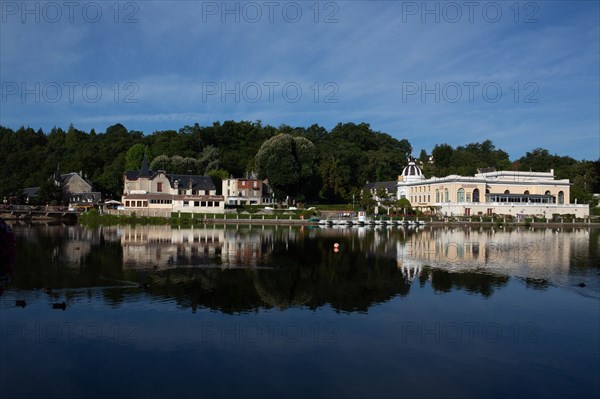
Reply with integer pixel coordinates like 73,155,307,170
1,224,599,398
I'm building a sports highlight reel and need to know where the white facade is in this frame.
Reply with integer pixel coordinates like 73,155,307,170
121,158,224,213
222,178,273,206
395,161,589,217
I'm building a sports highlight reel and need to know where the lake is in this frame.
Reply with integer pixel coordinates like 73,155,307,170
1,223,599,398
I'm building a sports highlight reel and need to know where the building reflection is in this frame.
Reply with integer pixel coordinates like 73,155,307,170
11,224,103,267
7,224,598,312
116,224,277,270
356,225,595,294
395,226,591,275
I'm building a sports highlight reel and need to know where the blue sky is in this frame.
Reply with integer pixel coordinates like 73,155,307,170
1,0,598,160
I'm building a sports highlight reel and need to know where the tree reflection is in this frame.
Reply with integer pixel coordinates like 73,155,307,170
8,225,599,313
419,266,510,297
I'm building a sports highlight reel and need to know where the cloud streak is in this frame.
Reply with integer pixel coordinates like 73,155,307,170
1,1,598,160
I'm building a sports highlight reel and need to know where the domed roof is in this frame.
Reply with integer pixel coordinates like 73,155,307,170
398,159,426,184
401,160,423,178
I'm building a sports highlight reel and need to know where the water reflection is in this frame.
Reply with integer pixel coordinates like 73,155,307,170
7,224,600,313
3,223,599,399
120,224,275,269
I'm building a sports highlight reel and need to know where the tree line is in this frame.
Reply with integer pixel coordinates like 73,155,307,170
0,121,598,206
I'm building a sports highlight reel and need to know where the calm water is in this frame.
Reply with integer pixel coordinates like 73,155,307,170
1,223,599,399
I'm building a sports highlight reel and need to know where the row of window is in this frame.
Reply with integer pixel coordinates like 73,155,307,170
126,200,149,207
178,189,212,195
149,199,173,204
126,199,222,207
226,190,261,197
419,188,566,204
182,201,220,207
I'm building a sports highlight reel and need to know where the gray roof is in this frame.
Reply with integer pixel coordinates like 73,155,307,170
363,181,397,192
168,174,215,191
59,172,93,188
125,170,215,191
23,187,40,197
125,170,152,180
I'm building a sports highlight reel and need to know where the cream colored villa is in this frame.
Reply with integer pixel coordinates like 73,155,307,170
392,160,589,218
121,155,224,213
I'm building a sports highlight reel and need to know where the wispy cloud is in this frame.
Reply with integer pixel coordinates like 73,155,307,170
1,0,598,160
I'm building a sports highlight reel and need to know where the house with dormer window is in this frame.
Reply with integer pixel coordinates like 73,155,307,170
121,154,224,213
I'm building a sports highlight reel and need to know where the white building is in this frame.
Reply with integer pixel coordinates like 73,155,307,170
222,175,274,206
121,155,224,213
393,159,589,218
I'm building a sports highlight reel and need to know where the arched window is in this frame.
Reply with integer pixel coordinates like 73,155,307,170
524,190,529,195
444,188,449,202
457,188,465,203
436,189,440,203
545,190,551,196
473,188,480,202
504,190,510,194
558,191,564,204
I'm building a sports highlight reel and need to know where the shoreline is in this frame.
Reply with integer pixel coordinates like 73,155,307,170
3,211,598,229
79,214,600,229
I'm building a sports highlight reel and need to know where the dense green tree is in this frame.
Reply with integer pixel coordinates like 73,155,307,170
150,155,171,171
418,149,428,164
207,169,230,195
199,145,220,173
37,178,63,205
396,198,412,214
319,156,347,202
359,189,377,213
316,122,412,202
255,134,317,201
124,144,150,172
431,143,453,171
428,140,511,177
0,122,595,210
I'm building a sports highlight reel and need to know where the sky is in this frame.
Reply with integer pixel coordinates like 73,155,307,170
1,0,599,160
